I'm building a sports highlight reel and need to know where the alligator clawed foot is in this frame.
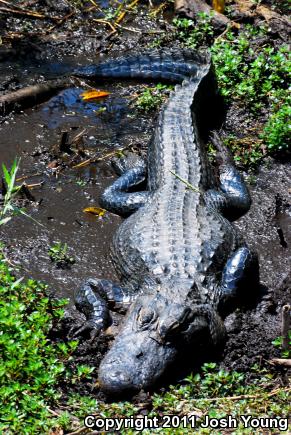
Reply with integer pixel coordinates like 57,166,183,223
68,321,102,342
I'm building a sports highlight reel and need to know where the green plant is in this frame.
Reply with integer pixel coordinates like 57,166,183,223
210,26,290,162
59,362,289,433
272,332,291,358
222,135,264,166
70,365,95,384
48,242,75,268
135,83,173,112
173,13,214,48
0,254,72,434
211,27,290,109
76,178,87,187
55,411,71,432
261,91,290,152
0,158,42,227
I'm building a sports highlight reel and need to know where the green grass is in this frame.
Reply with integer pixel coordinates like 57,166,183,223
0,159,42,227
0,158,25,226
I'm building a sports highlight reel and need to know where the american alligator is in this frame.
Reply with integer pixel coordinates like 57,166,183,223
72,50,259,396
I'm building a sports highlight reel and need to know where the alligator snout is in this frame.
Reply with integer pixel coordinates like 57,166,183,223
99,365,138,396
98,330,177,396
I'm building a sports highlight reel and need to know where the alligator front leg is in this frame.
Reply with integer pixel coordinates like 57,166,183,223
207,132,252,221
100,160,150,215
216,247,259,317
70,278,135,341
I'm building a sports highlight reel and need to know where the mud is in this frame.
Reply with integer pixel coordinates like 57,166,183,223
223,160,291,374
0,0,290,400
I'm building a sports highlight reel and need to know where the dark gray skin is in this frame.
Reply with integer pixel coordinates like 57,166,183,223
72,50,259,396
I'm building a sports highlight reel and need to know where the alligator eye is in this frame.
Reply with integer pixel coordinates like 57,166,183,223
137,307,156,328
164,309,192,337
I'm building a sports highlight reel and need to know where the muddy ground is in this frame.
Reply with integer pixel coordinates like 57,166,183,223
0,0,290,401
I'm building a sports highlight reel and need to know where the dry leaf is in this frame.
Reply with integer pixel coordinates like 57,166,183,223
212,0,225,13
81,90,110,101
83,206,106,217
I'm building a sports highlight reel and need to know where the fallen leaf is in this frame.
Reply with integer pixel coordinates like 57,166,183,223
81,89,110,101
83,206,106,217
212,0,225,13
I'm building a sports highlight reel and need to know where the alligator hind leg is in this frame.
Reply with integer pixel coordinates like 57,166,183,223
100,158,150,215
70,278,135,341
209,132,251,221
216,247,259,317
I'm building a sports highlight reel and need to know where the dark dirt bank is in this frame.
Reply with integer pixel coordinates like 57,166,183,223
0,0,290,403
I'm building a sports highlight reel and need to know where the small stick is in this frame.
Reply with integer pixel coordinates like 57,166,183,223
88,0,98,7
67,427,87,435
0,79,71,116
269,358,291,368
282,304,290,352
71,128,87,145
16,172,42,182
191,387,291,402
170,170,199,193
47,10,75,32
93,18,116,32
0,0,14,5
115,23,143,33
150,2,167,16
47,407,61,417
72,147,127,169
0,6,62,20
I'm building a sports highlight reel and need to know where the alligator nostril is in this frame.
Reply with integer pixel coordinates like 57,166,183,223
111,371,131,383
136,351,143,358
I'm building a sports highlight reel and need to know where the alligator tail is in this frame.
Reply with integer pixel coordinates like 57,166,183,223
73,49,211,83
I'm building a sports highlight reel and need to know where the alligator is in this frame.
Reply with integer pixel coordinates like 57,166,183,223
71,50,259,396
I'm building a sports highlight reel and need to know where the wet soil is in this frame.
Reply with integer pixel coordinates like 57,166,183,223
0,0,290,401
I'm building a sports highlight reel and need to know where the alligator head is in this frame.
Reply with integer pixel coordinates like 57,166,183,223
98,291,225,396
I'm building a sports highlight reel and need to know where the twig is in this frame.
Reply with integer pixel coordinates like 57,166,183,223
115,23,143,33
269,359,291,368
0,79,71,116
16,172,42,182
282,304,290,352
115,10,126,24
71,128,87,145
0,6,62,20
47,10,75,32
88,0,98,7
192,387,291,402
72,147,128,169
93,18,116,32
25,182,44,189
67,427,87,435
0,0,14,5
47,407,61,417
215,21,240,41
150,2,168,17
170,171,200,193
